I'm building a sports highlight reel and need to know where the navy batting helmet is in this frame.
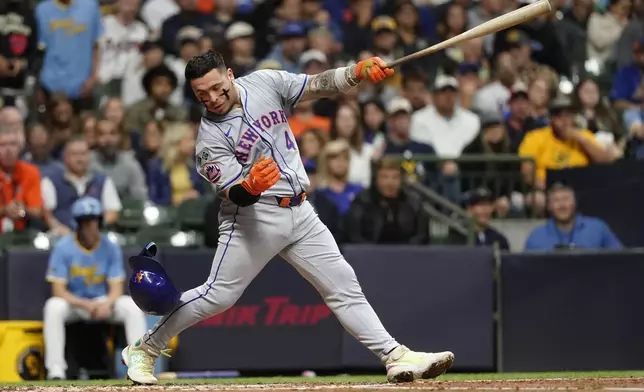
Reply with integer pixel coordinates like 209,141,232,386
128,242,181,315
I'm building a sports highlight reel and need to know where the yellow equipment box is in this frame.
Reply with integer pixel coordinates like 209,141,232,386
0,321,45,382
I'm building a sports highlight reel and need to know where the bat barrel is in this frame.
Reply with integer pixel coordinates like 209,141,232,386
385,0,551,69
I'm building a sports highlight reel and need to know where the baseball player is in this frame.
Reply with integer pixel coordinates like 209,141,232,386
122,50,454,384
44,196,147,380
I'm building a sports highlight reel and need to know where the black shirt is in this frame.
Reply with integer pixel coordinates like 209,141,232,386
0,2,38,90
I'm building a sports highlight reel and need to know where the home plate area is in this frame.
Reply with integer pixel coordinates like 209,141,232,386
5,378,644,392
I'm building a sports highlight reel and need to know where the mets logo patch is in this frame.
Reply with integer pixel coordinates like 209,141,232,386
202,163,222,184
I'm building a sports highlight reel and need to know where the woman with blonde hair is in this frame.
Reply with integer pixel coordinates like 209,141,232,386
313,139,364,213
146,122,205,206
308,139,364,241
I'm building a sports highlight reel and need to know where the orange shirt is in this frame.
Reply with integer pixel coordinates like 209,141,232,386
0,161,43,232
288,115,331,139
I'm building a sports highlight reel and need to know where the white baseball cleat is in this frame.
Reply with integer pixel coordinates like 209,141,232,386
121,340,169,385
382,345,455,383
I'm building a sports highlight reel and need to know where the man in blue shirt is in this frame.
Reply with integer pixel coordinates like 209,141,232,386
524,184,623,251
35,0,103,112
43,197,146,380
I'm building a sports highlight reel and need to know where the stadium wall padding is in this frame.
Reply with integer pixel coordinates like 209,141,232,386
500,251,644,372
3,246,643,372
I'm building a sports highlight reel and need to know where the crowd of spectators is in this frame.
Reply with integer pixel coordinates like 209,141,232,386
0,0,637,250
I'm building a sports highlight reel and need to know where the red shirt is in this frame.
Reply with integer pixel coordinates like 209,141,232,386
0,161,43,232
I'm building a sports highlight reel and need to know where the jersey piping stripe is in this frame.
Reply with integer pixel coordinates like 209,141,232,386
222,168,243,189
240,84,304,195
289,74,309,105
145,207,240,343
201,118,244,190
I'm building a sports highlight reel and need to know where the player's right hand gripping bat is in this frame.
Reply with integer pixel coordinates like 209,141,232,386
241,155,281,195
386,0,552,68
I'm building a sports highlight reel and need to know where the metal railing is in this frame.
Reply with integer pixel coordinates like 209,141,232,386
387,154,537,243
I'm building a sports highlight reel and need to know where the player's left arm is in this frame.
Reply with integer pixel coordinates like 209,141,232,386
260,58,394,106
299,57,394,102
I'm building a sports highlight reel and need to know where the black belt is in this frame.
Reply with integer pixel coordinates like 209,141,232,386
276,192,307,208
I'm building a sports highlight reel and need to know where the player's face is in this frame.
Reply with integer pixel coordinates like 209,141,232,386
548,189,576,223
191,68,236,115
376,167,401,199
78,218,101,239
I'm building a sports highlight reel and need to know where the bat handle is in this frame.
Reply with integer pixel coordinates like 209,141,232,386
386,55,417,69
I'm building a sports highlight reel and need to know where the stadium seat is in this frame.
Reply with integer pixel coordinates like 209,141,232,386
117,198,145,232
0,230,39,249
133,226,180,247
176,197,209,231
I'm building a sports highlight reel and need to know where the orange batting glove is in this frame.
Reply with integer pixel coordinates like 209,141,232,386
355,57,395,83
241,156,281,195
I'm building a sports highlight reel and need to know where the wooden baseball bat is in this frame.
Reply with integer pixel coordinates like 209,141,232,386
386,0,552,68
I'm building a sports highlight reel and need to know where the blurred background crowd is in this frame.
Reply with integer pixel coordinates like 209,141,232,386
0,0,640,251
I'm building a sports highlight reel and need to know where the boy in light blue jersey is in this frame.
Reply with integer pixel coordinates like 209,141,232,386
35,0,102,109
43,196,146,380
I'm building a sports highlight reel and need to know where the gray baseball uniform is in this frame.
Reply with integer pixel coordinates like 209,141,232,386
142,69,399,359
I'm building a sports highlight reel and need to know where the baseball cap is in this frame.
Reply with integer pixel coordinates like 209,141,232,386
467,188,495,206
480,112,504,129
371,16,397,32
505,29,531,47
177,26,203,46
549,95,573,114
433,74,459,91
300,49,327,67
140,40,162,53
280,22,306,38
508,82,529,102
225,22,254,41
386,96,413,115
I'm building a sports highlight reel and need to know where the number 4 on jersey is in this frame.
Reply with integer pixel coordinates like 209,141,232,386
285,131,297,151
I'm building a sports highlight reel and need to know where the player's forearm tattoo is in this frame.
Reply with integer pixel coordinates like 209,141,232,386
301,65,361,101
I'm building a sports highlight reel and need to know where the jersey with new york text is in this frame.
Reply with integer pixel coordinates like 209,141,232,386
195,70,311,198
